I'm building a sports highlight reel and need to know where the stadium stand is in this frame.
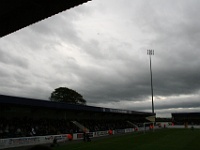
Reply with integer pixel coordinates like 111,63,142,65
172,112,200,125
0,95,154,139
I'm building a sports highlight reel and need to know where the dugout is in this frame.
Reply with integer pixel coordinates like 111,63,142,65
0,95,154,123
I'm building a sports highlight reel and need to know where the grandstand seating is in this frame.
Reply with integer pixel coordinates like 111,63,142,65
0,95,154,139
0,117,136,139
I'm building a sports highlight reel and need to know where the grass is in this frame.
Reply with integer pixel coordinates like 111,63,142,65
53,129,200,150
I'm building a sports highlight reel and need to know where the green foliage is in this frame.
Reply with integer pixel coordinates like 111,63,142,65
53,129,200,150
50,87,86,105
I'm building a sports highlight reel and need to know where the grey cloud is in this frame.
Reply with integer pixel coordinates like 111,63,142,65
28,11,82,46
0,48,29,69
1,0,200,117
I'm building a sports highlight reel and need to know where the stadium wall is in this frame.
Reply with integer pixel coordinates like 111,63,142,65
1,124,192,149
0,128,136,149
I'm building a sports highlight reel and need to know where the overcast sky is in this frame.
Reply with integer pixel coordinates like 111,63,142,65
0,0,200,117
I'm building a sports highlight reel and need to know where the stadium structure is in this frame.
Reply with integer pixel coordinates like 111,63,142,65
0,94,154,121
0,0,92,37
172,112,200,126
0,94,155,149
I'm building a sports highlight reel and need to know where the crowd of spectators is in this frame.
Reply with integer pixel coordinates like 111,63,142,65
0,117,134,139
0,117,77,139
80,119,133,131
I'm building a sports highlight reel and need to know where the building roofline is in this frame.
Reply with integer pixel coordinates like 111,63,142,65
0,94,154,116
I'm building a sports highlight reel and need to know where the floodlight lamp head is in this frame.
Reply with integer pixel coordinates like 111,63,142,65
147,49,154,55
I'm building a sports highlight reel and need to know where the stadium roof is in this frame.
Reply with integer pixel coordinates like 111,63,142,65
0,94,154,116
0,0,91,37
172,112,200,117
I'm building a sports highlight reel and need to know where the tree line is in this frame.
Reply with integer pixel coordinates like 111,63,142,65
50,87,86,105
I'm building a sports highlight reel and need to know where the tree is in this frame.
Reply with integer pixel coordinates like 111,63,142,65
50,87,86,105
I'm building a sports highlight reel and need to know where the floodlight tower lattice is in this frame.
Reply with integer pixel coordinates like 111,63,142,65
147,49,154,114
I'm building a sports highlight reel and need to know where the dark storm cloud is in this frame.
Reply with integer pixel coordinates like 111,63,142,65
72,0,200,117
153,66,200,96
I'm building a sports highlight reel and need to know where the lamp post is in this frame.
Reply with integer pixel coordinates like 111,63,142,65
147,50,154,114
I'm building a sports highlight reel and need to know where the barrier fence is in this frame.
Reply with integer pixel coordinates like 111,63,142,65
0,128,133,149
1,125,199,149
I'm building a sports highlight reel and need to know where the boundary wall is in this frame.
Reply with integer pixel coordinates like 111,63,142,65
0,128,135,149
2,125,199,149
167,125,200,129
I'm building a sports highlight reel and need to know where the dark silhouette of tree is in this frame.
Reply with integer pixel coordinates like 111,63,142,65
50,87,86,105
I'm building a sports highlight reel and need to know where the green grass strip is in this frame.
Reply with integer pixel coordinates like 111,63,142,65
53,129,200,150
